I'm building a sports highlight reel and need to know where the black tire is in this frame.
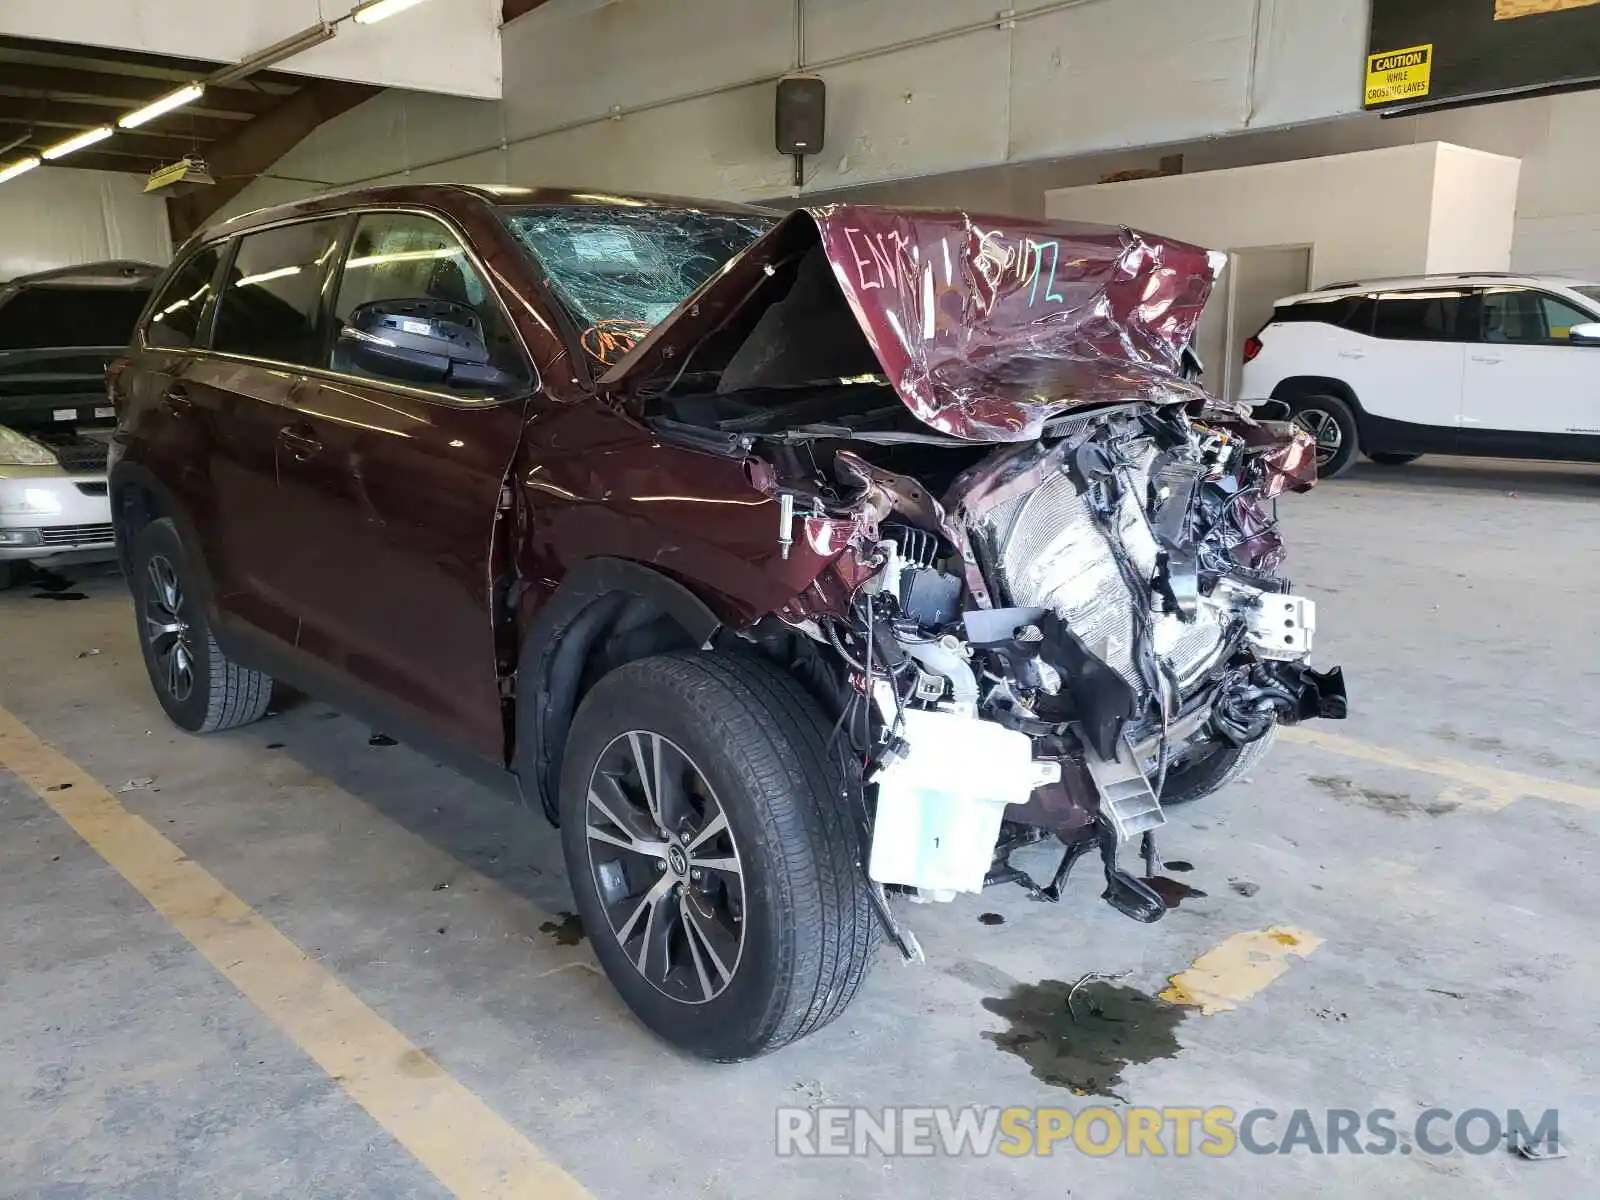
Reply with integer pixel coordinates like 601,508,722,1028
1159,726,1278,808
559,650,878,1061
0,560,12,591
1368,452,1420,466
131,518,273,733
1286,393,1359,478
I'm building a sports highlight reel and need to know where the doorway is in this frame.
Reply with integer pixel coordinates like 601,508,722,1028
1195,245,1312,402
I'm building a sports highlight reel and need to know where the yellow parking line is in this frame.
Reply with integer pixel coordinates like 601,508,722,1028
1281,726,1600,812
0,706,593,1200
1159,927,1323,1015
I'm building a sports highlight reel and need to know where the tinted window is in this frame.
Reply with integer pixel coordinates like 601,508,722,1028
329,212,529,399
212,219,344,366
1481,287,1594,343
144,248,220,350
0,286,150,350
1372,291,1469,341
1276,296,1374,333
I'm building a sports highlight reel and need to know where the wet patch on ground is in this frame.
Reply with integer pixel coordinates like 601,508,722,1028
1145,877,1207,909
981,980,1186,1100
1308,773,1457,817
539,912,586,946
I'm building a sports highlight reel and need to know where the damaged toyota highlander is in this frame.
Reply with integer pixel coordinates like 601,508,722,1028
110,186,1346,1061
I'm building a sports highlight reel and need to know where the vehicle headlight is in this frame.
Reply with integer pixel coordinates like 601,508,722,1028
0,426,59,467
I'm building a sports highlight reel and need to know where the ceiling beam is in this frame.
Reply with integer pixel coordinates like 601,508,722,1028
36,151,168,177
0,97,235,141
0,124,215,160
0,35,297,91
0,65,281,118
502,0,558,24
167,79,379,241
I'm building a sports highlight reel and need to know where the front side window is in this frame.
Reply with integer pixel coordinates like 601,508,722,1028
1481,287,1595,343
499,205,773,366
1372,290,1471,342
212,219,345,366
328,211,528,399
0,286,151,351
144,248,220,350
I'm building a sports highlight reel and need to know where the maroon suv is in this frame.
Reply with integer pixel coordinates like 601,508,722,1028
110,184,1345,1060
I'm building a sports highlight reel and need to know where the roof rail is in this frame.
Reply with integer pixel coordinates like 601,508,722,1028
1315,271,1524,291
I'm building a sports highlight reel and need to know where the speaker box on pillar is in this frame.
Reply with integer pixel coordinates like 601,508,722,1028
776,74,825,185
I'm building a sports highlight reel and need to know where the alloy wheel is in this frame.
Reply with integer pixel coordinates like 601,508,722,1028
584,731,746,1005
1293,408,1343,467
143,554,196,703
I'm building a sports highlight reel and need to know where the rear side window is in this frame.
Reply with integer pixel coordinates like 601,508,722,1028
144,248,220,350
1274,296,1374,334
0,286,150,350
1372,291,1471,341
212,219,345,366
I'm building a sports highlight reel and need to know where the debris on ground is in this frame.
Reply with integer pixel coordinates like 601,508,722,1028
76,648,100,658
117,777,155,792
1066,970,1133,1024
1230,880,1260,897
369,733,398,747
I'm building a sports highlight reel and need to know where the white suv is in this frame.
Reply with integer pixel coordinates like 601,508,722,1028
1240,273,1600,476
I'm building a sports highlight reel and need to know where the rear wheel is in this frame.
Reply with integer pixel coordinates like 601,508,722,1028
1286,394,1359,478
131,518,273,733
558,651,877,1061
1368,452,1420,466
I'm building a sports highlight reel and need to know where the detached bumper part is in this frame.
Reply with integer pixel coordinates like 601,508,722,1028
867,708,1056,897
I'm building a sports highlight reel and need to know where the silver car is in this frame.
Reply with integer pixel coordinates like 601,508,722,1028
0,261,156,587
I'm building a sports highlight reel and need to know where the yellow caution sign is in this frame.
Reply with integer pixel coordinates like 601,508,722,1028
1365,43,1434,106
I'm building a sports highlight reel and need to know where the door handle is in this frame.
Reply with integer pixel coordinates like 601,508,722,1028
278,423,323,462
1336,349,1367,359
163,383,194,411
1471,354,1505,364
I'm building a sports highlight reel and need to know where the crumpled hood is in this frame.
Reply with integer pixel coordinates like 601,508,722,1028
600,204,1227,443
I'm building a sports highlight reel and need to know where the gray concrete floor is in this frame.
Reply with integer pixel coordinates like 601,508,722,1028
2,455,1599,1199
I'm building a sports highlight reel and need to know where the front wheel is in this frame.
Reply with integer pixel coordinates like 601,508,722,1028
1158,726,1279,807
558,651,878,1061
1287,394,1359,478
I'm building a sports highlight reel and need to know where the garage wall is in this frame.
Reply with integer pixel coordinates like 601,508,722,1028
1043,144,1486,288
0,168,172,281
819,88,1600,280
215,0,1371,219
0,0,502,99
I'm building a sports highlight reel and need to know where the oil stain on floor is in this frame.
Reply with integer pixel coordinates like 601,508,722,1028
539,912,586,946
981,980,1186,1100
1145,877,1208,909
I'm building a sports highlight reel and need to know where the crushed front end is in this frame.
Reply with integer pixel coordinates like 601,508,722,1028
603,203,1348,938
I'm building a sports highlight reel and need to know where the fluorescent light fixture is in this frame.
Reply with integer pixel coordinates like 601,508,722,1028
0,157,41,184
210,22,337,85
351,0,431,24
120,84,205,130
41,126,114,160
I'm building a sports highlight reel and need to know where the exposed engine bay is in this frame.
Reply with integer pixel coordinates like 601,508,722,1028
613,206,1348,952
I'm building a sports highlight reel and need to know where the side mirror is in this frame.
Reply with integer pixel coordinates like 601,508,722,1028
1252,399,1292,421
1567,322,1600,345
337,298,520,391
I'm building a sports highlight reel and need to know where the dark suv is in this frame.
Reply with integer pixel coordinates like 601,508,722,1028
112,185,1343,1059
